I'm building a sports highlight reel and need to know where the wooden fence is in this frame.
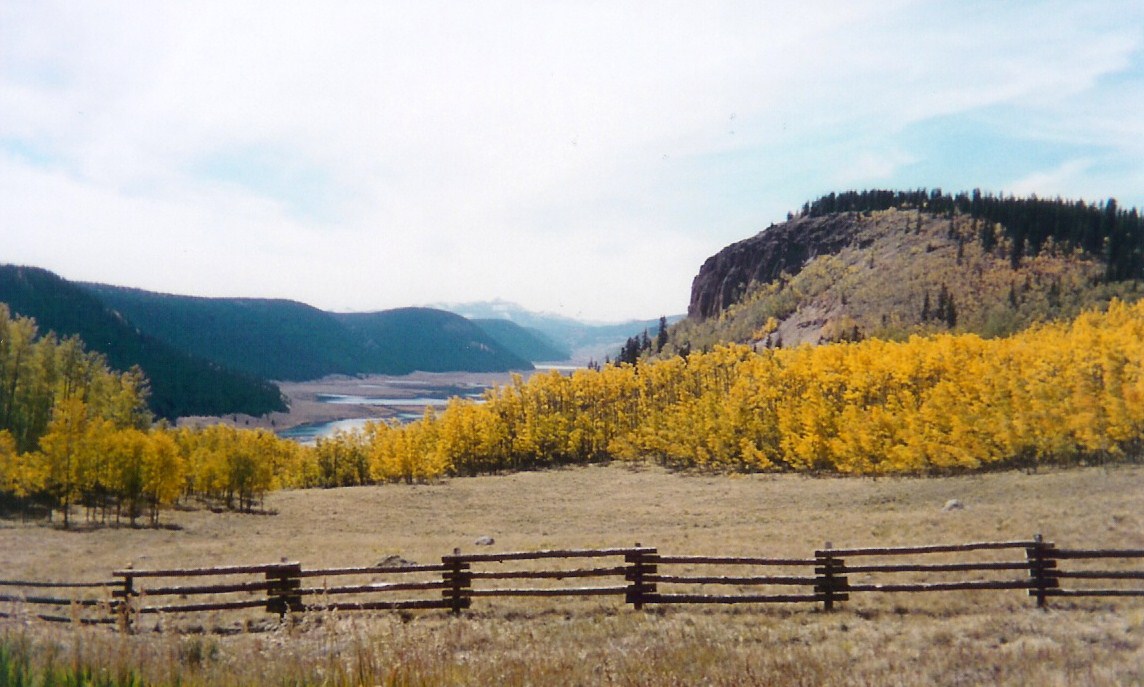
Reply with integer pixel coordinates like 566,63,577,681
2,535,1142,631
0,578,119,626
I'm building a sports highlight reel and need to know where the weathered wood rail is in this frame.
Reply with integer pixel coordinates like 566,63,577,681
638,553,829,606
0,578,119,625
1040,545,1144,602
441,546,653,613
2,535,1142,631
296,562,452,613
823,540,1038,598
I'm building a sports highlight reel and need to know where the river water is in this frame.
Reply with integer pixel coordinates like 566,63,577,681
276,365,583,445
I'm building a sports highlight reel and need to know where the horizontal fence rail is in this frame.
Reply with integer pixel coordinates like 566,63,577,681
296,562,453,613
822,540,1038,599
1039,546,1144,601
2,534,1142,632
631,553,828,607
0,578,119,625
441,546,653,612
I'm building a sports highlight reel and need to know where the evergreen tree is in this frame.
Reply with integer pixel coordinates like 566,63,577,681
980,219,998,253
795,188,1142,282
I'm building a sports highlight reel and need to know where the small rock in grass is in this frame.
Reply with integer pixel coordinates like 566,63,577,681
941,499,965,512
474,535,495,546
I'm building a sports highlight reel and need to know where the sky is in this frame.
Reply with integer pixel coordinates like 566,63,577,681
2,2,1142,323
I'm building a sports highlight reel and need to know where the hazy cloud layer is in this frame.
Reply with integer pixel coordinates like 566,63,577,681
2,1,1141,321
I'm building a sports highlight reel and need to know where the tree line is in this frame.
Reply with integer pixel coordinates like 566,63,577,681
353,298,1144,477
0,265,289,420
0,305,316,526
802,189,1143,281
6,298,1144,525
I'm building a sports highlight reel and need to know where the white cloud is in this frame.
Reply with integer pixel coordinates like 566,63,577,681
2,1,1142,321
1009,159,1097,199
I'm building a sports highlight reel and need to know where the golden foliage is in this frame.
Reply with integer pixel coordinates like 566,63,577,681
357,299,1144,477
5,298,1144,523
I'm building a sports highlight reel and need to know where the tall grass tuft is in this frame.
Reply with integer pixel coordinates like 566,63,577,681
0,630,143,687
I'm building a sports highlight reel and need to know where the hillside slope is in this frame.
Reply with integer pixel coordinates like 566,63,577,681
673,191,1144,352
81,285,365,381
471,318,571,362
0,265,287,419
443,300,683,362
81,284,534,380
333,308,532,374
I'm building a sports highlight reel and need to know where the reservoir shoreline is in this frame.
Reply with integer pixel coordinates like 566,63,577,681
176,368,572,440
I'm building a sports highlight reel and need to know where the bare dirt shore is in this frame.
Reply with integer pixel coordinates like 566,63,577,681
177,370,537,432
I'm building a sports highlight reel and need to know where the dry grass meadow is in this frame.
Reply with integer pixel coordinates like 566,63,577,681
3,462,1144,685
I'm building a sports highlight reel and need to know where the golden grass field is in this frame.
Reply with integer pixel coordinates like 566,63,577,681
2,463,1144,685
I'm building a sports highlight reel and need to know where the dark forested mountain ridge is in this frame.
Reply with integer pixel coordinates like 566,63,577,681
674,190,1144,353
0,265,287,419
82,285,536,380
332,308,533,374
81,285,365,381
2,269,540,418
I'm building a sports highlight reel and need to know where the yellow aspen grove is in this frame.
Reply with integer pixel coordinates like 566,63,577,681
410,407,447,481
434,398,498,476
34,397,91,528
392,299,1144,476
228,429,278,511
314,429,372,486
6,300,1144,515
77,418,120,523
176,425,231,503
366,409,447,484
168,425,303,510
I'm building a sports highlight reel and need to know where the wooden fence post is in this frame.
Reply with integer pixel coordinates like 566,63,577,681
117,571,135,634
442,549,471,615
815,542,848,612
265,562,303,617
1026,534,1058,609
625,543,657,610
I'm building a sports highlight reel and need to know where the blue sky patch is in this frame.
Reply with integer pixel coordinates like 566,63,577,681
190,145,341,221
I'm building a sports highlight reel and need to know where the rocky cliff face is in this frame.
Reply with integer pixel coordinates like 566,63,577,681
687,215,865,320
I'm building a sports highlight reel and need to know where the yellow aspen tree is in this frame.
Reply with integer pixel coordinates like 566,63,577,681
0,430,21,495
435,398,490,475
143,429,184,525
76,418,118,522
35,397,90,527
104,427,147,524
410,407,446,481
363,420,394,481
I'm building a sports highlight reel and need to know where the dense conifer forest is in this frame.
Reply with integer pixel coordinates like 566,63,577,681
802,189,1142,280
0,266,287,420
